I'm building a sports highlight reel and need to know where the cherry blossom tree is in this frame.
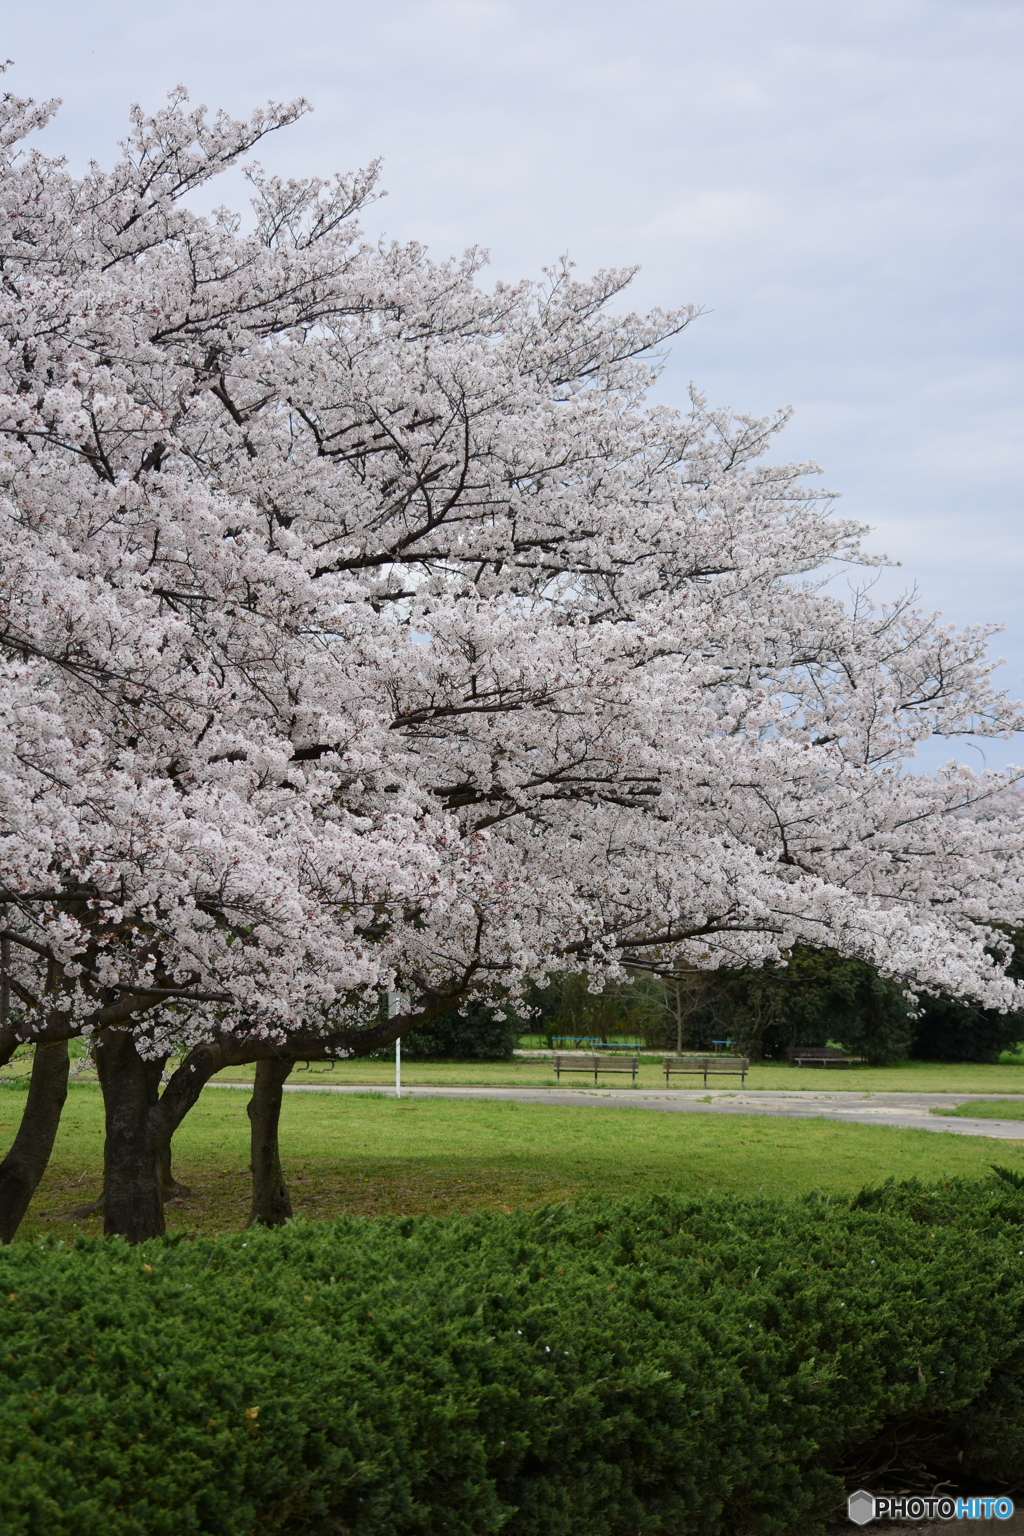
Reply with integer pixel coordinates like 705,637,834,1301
2,77,1024,1239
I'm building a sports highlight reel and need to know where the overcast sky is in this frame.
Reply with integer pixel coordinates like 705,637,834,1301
6,0,1023,770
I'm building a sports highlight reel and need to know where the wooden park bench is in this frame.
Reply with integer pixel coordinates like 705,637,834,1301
553,1052,639,1084
663,1054,749,1087
786,1046,864,1068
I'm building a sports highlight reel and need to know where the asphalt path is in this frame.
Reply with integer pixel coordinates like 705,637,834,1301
206,1081,1024,1139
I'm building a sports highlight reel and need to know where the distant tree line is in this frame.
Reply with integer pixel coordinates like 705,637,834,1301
403,936,1024,1064
643,943,1024,1064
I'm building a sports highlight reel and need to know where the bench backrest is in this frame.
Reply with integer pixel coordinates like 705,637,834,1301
554,1054,638,1068
787,1046,845,1060
664,1055,748,1070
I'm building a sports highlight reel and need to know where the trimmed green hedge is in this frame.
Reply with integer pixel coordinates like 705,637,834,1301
1,1181,1023,1535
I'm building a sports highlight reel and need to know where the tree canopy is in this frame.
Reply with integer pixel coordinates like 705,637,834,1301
2,81,1024,1235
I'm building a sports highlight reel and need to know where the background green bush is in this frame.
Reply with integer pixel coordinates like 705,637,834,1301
1,1182,1022,1535
393,1002,524,1061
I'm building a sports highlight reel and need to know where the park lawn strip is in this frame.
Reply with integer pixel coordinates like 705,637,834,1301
3,1082,1024,1243
6,1054,1024,1095
934,1099,1024,1121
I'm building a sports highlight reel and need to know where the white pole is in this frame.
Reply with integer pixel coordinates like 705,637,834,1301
388,988,403,1098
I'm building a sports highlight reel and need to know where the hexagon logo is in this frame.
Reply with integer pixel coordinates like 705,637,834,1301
847,1490,876,1525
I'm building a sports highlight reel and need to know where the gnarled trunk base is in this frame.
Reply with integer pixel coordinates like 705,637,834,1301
69,1155,188,1220
247,1057,294,1227
70,1059,188,1220
157,1140,191,1201
95,1029,165,1243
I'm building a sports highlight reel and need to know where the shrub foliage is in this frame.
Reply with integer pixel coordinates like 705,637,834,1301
660,948,915,1063
1,1183,1023,1534
911,926,1024,1062
395,1003,524,1061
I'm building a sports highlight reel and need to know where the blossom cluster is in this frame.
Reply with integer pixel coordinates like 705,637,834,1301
1,81,1022,1051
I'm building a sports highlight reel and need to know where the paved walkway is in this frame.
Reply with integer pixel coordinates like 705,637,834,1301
207,1080,1024,1139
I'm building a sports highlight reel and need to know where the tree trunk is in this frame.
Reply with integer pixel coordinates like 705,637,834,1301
140,1053,190,1200
95,1029,165,1242
0,1040,71,1243
157,1137,190,1201
72,1049,187,1220
247,1057,294,1227
672,978,684,1054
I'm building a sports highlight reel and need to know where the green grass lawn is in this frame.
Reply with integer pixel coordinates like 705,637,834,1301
935,1098,1024,1121
7,1052,1024,1095
3,1079,1023,1244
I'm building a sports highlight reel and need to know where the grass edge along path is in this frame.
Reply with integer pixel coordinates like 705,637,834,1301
3,1081,1024,1242
6,1052,1024,1095
938,1099,1024,1121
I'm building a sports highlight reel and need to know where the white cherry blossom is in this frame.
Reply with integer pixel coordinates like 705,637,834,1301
1,78,1023,1065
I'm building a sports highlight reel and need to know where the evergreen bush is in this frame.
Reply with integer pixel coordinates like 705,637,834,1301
394,1003,523,1061
910,924,1024,1062
673,947,914,1062
1,1182,1022,1534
